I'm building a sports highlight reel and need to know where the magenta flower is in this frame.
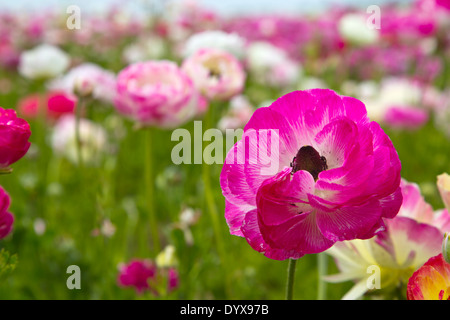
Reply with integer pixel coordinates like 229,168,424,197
117,259,157,294
0,186,14,240
220,89,402,260
167,267,179,293
114,61,200,129
0,107,31,172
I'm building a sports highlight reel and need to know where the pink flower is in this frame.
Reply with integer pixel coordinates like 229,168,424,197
168,267,179,293
398,179,450,233
48,63,117,103
0,107,31,172
181,48,246,101
407,253,450,300
220,89,402,260
18,90,77,121
117,259,157,294
114,61,200,128
0,186,14,239
325,179,448,299
384,106,429,130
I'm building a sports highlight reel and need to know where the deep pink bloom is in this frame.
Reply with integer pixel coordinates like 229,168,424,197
0,107,31,171
0,186,14,239
17,90,77,121
221,89,402,260
168,267,179,293
118,259,157,294
114,60,201,128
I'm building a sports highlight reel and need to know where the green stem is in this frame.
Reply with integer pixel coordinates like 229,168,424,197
285,259,297,300
317,252,328,300
145,127,160,254
75,96,84,169
202,103,231,297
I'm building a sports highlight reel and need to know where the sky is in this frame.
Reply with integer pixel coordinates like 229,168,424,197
0,0,413,16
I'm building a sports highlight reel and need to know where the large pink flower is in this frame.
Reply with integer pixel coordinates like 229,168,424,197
220,89,402,260
114,60,201,129
0,186,14,239
0,107,31,172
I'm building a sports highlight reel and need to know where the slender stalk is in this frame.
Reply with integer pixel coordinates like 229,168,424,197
145,127,160,254
285,258,297,300
202,103,231,297
317,252,328,300
75,96,84,169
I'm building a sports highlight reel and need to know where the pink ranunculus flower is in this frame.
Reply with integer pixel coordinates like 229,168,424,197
0,107,31,172
398,179,450,234
117,259,157,294
220,89,402,260
114,60,199,129
0,186,14,239
181,48,246,102
325,179,448,299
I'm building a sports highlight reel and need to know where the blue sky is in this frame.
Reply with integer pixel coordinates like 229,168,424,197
0,0,413,16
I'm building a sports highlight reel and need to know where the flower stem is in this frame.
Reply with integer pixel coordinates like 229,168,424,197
317,252,328,300
75,96,84,169
202,102,231,297
145,127,160,254
285,258,297,300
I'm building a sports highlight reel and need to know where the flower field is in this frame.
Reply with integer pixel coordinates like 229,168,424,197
0,0,449,301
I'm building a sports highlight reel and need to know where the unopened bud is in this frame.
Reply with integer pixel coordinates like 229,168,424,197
74,77,94,98
443,233,450,264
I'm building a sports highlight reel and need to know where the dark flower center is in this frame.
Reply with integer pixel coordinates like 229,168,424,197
290,145,328,181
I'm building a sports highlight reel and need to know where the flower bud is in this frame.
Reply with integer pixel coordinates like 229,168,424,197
443,232,450,264
437,173,450,212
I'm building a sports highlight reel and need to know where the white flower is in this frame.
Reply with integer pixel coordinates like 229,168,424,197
49,63,116,103
338,13,380,46
246,41,301,88
122,36,166,64
341,78,423,123
19,44,70,80
182,30,246,60
51,115,108,166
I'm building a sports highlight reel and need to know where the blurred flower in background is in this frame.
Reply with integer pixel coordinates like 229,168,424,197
114,60,200,128
51,114,109,166
17,90,77,121
18,43,70,80
0,186,14,240
182,48,246,101
48,63,117,103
